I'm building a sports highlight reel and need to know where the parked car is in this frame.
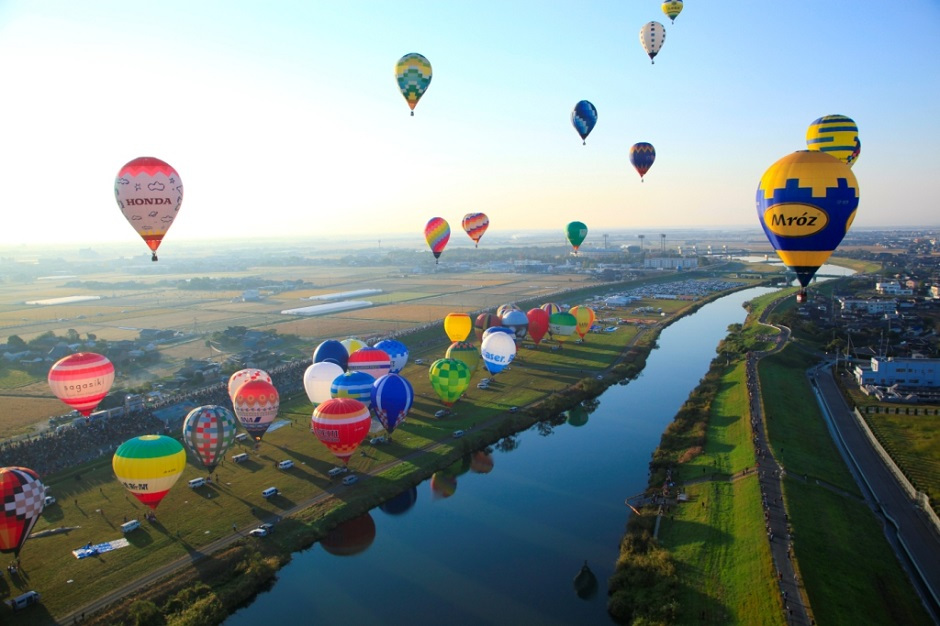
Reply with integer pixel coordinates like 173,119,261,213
249,523,275,538
370,436,387,445
434,409,448,418
509,406,519,413
342,474,358,485
328,466,349,478
452,430,465,438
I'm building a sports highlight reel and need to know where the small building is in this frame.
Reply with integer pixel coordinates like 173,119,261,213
854,356,940,389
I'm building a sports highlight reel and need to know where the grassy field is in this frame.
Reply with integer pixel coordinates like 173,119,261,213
862,408,940,505
658,476,784,625
0,286,670,622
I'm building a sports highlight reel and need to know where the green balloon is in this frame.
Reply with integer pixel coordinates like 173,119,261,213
428,358,471,407
566,221,588,251
445,341,480,374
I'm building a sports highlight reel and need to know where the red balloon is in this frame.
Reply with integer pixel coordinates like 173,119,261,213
0,467,46,556
48,352,115,417
526,308,550,347
320,513,376,556
311,398,371,464
474,313,502,339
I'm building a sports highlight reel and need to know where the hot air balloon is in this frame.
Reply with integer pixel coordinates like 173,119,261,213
481,332,516,375
303,361,345,405
470,450,494,474
500,309,529,340
526,308,550,347
314,339,349,371
566,221,588,253
396,53,432,116
430,471,457,499
227,368,272,402
232,379,280,440
371,373,414,435
482,326,516,343
444,312,473,342
496,303,520,318
375,339,409,374
629,142,656,182
662,0,683,23
0,467,45,557
425,217,450,264
379,486,418,515
549,312,578,345
756,150,859,304
348,347,391,380
311,397,371,464
540,302,561,316
566,405,589,427
462,213,489,247
806,115,861,167
181,405,237,472
112,435,185,509
446,341,480,374
330,371,376,405
321,513,376,556
571,100,598,145
340,337,366,357
640,21,666,64
48,352,115,418
114,157,183,261
570,305,596,340
428,358,471,406
474,313,502,339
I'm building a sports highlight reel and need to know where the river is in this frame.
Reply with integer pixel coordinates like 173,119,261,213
226,269,851,625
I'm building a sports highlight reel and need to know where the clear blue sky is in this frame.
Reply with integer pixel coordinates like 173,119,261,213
0,1,937,251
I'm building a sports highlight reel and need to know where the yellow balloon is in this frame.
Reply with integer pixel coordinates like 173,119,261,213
444,313,472,342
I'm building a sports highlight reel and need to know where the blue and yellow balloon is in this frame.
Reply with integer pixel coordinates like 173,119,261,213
756,151,859,303
806,115,860,167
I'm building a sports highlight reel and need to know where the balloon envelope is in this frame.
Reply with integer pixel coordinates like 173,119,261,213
639,21,666,64
0,467,45,556
228,368,272,402
428,358,472,406
112,435,185,509
662,0,683,23
48,352,115,417
566,221,588,252
114,157,183,260
371,373,414,434
321,513,376,556
396,53,432,115
756,151,859,290
570,306,596,339
629,142,656,181
348,347,391,380
462,213,489,247
375,339,409,374
311,397,371,464
340,338,366,357
181,405,237,472
304,361,345,405
571,100,598,144
474,313,502,339
500,309,529,339
424,217,451,262
470,450,494,474
549,312,578,342
526,308,550,346
313,340,349,371
446,341,480,374
330,371,376,405
481,332,517,375
379,486,418,516
444,313,473,343
232,379,280,440
806,115,860,167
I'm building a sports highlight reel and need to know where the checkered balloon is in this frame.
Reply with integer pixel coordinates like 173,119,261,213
0,466,46,556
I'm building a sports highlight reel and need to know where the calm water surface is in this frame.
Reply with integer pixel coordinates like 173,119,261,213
226,284,784,626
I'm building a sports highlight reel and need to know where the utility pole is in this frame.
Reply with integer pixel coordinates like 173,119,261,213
603,234,609,249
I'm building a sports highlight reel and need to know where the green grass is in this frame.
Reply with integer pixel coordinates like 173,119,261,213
0,368,40,389
758,345,860,495
658,476,783,625
862,410,940,504
785,479,932,626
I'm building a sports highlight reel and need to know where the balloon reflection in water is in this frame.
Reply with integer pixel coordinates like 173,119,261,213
566,405,589,428
470,450,494,474
320,513,376,557
378,486,418,516
430,472,457,499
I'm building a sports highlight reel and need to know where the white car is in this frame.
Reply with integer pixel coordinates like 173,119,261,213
452,430,465,438
414,358,424,365
342,474,359,485
434,409,448,418
328,466,349,478
249,523,274,538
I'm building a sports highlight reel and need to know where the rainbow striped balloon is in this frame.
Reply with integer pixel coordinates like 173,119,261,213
424,217,451,263
348,346,392,380
461,212,489,247
312,397,371,464
806,115,860,167
48,352,115,417
112,435,185,510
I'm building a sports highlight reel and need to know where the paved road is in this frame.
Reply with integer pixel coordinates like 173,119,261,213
813,365,940,620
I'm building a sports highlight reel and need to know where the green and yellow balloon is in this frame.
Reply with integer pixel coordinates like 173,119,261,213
445,341,480,375
113,435,186,510
756,150,859,303
396,53,432,116
428,358,471,407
